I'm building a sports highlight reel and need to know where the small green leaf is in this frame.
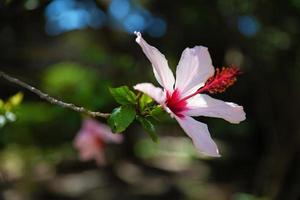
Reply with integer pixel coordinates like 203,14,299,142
108,105,136,133
139,93,153,110
109,86,137,105
8,92,23,107
0,99,4,109
4,92,24,111
137,116,159,143
150,105,171,121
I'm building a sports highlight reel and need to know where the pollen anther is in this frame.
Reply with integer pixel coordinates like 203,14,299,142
200,66,241,94
178,66,241,103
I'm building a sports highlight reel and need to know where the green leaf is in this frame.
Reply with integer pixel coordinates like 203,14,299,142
150,105,171,121
4,92,24,111
0,99,4,109
8,92,23,107
109,86,137,105
139,93,153,110
108,105,136,133
137,116,159,143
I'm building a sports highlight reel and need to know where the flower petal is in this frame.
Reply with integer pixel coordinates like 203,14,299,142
82,118,123,143
134,83,166,104
73,128,105,163
185,94,246,124
134,31,175,92
175,46,214,97
96,123,123,143
175,115,220,157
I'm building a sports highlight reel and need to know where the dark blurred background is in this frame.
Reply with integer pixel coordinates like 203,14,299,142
0,0,300,199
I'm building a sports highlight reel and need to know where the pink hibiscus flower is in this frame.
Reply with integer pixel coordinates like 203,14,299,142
133,32,246,157
74,118,123,165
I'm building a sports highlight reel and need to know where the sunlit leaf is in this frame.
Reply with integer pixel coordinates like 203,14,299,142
7,92,23,108
139,93,153,110
109,86,137,105
0,99,4,110
108,105,136,133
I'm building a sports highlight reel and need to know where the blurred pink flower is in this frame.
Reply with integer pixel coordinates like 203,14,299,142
74,118,123,165
133,31,246,157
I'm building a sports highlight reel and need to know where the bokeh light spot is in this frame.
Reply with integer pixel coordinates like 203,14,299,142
109,0,131,20
24,0,39,10
45,0,106,36
123,13,146,33
237,15,259,37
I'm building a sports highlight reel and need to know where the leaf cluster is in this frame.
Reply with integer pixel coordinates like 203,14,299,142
108,86,170,142
0,92,23,128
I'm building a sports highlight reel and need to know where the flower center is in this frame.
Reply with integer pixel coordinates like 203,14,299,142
166,66,240,117
94,135,105,149
165,89,187,118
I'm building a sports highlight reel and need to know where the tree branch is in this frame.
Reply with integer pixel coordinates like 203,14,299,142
0,70,110,118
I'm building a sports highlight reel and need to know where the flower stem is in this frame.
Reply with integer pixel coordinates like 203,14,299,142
0,70,110,118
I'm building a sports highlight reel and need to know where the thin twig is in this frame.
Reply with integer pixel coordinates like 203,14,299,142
0,70,110,118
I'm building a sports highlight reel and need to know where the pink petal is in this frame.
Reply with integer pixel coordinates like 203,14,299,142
82,118,123,143
134,83,166,104
175,46,215,97
96,122,123,143
175,116,220,157
73,118,123,165
185,94,246,124
134,31,175,92
73,128,105,163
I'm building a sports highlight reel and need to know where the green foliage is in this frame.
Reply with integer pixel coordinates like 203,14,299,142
42,62,102,107
6,92,23,109
15,103,57,123
0,92,23,112
109,86,137,105
138,93,153,110
0,92,23,128
43,62,95,91
0,100,3,109
137,116,158,143
108,86,169,140
108,105,136,133
150,105,171,121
